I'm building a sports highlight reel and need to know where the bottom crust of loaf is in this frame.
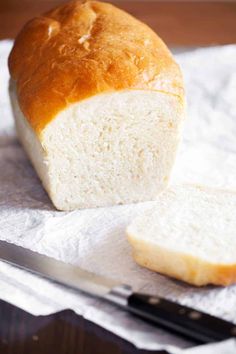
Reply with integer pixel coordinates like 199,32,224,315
128,234,236,286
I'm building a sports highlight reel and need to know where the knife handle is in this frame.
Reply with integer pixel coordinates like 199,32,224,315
128,293,236,343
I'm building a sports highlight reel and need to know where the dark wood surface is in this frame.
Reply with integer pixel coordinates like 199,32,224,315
0,1,236,353
0,1,236,45
0,299,168,354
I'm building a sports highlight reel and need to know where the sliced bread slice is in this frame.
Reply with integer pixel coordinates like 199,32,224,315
127,185,236,286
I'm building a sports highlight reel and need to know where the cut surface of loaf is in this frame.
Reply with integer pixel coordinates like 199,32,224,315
127,185,236,286
8,0,185,210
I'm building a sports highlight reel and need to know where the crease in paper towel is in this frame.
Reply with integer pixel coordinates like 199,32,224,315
1,40,236,353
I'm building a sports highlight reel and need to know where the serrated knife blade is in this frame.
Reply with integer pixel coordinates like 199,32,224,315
0,239,235,344
0,239,121,297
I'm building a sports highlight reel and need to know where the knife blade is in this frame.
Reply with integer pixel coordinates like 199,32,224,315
0,239,235,344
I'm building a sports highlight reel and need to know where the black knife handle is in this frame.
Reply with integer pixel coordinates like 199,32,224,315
128,293,236,343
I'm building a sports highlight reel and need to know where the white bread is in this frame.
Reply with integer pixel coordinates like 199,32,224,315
8,0,185,210
127,185,236,286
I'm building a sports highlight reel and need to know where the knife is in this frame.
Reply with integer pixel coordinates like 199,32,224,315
0,240,235,344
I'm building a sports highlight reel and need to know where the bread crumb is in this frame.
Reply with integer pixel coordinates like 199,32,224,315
78,34,90,44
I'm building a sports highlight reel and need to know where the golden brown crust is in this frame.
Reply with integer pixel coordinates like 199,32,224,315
9,0,184,134
127,230,236,287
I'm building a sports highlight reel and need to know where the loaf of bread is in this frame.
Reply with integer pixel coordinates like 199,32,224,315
127,185,236,286
8,0,185,210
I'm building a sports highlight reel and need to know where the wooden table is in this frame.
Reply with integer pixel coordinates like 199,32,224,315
0,299,169,354
0,1,236,354
1,1,236,45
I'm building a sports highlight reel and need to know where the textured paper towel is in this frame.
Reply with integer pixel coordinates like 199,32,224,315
1,40,236,353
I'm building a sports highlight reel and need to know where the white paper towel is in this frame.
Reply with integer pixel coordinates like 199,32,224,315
1,40,236,353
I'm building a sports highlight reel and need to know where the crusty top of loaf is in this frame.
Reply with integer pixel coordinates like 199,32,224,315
9,0,184,134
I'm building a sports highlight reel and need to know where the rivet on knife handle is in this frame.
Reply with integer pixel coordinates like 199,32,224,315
127,293,236,343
